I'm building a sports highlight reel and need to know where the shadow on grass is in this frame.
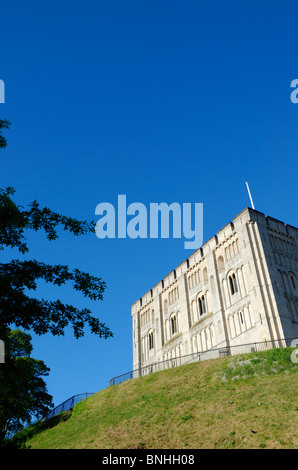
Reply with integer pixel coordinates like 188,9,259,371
3,410,72,449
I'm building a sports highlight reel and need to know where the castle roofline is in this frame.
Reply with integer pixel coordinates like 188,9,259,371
132,206,297,311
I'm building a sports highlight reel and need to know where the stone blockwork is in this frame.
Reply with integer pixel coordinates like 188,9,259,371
131,207,298,371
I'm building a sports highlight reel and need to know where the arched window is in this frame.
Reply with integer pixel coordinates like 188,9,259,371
198,294,207,316
148,331,154,350
203,267,208,282
228,272,238,295
170,314,178,335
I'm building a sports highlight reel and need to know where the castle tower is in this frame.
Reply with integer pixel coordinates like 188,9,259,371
131,207,298,373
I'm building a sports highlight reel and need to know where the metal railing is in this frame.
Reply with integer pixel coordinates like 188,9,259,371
109,337,296,386
45,393,94,420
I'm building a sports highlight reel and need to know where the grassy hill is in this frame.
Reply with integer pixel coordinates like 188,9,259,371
14,347,298,449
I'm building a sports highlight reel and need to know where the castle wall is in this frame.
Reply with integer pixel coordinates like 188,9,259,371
131,207,298,371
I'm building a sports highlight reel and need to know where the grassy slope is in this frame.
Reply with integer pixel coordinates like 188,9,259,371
23,347,298,449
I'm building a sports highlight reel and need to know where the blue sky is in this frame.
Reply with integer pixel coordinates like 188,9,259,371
1,0,298,408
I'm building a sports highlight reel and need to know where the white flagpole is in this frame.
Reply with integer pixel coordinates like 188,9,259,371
245,182,255,209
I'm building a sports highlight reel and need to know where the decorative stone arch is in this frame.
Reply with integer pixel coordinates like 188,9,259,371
199,330,205,351
165,319,169,341
245,304,253,328
202,329,208,350
205,326,211,349
228,314,235,338
218,255,225,272
218,319,223,335
191,300,198,324
236,267,244,297
222,278,230,308
205,289,212,314
241,265,247,296
209,323,215,347
210,275,216,293
192,335,198,354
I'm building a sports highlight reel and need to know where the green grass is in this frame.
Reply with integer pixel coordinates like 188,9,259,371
13,347,298,449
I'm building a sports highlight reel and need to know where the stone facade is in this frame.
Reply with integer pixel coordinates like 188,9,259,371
131,207,298,371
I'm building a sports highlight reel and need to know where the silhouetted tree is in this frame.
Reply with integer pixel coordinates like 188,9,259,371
0,328,53,444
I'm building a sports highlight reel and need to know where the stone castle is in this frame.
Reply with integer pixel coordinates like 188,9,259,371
131,207,298,371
